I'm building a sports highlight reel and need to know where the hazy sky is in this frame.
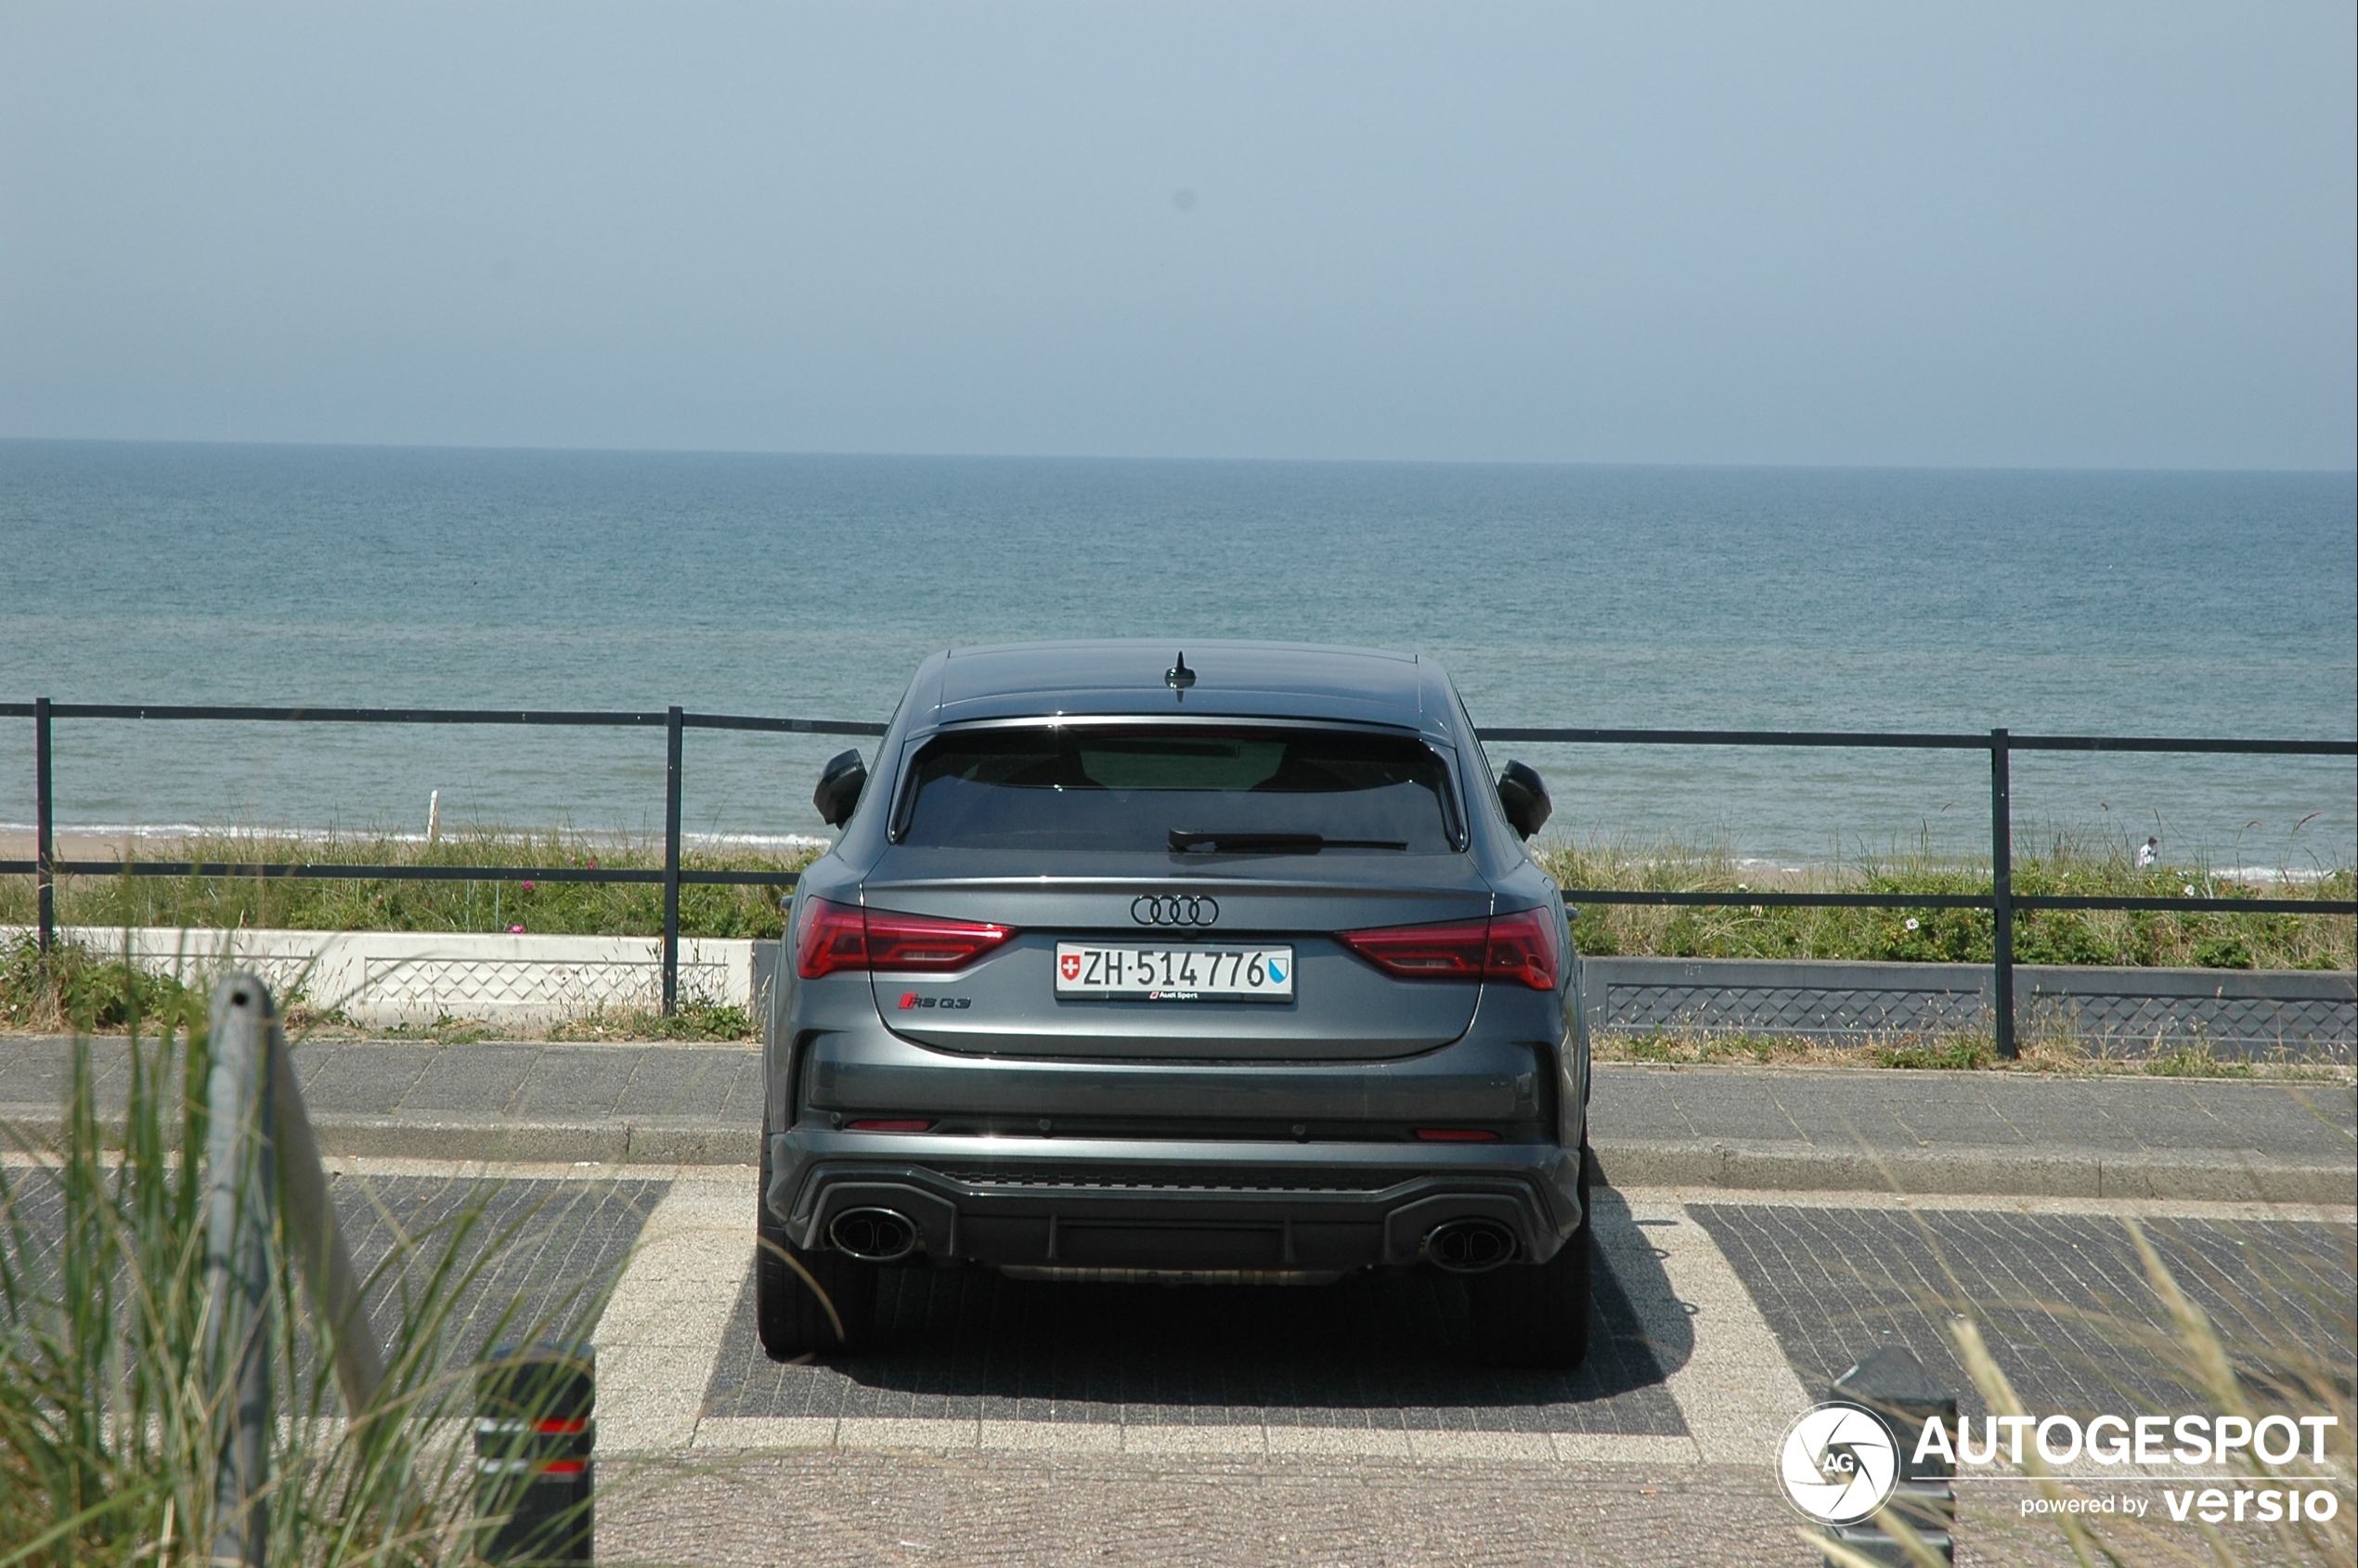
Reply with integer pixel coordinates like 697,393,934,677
4,2,2352,467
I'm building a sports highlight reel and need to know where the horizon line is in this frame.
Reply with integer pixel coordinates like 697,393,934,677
2,433,2353,478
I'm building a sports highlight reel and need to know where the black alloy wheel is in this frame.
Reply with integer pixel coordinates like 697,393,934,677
756,1119,877,1360
1465,1142,1595,1369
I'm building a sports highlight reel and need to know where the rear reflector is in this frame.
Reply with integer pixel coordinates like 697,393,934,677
1413,1128,1502,1143
846,1118,935,1134
796,896,1016,978
1339,906,1559,991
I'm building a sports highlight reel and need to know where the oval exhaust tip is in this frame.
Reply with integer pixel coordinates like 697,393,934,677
1424,1218,1519,1274
827,1207,919,1263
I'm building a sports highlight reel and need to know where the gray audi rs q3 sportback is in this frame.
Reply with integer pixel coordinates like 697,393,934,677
760,641,1592,1367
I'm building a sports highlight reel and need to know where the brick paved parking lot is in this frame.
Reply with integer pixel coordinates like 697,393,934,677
1694,1204,2356,1418
331,1171,669,1359
6,1148,2346,1563
703,1247,1683,1438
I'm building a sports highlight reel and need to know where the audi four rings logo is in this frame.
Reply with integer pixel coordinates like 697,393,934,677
1132,894,1220,927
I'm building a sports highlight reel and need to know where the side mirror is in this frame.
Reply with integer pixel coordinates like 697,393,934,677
813,748,868,828
1496,759,1551,840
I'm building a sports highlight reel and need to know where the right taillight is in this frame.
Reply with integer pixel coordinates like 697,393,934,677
1480,906,1560,991
1339,907,1558,991
795,897,1016,978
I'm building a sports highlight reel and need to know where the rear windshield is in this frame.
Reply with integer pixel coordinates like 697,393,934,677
895,725,1461,853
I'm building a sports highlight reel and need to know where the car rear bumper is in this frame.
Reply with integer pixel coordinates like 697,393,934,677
766,1128,1585,1272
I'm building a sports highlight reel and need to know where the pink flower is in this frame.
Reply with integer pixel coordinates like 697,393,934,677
509,924,525,934
521,881,536,891
586,859,598,870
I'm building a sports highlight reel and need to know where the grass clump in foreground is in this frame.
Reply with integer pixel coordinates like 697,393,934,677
1538,833,2354,971
0,1002,616,1562
0,827,819,941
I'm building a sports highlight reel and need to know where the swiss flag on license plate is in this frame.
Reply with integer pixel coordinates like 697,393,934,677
1059,953,1082,980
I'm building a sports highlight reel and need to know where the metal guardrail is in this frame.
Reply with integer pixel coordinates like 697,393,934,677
2,699,890,1014
6,699,2352,1050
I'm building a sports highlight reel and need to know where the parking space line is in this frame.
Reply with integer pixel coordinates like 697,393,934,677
1632,1184,2355,1223
687,1415,1707,1464
593,1173,750,1452
1598,1194,1810,1465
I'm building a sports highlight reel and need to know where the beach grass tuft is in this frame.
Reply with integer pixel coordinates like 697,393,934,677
0,999,618,1562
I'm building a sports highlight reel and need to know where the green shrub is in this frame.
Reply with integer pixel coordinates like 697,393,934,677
0,936,202,1035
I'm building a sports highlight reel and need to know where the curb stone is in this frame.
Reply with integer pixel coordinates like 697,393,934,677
1587,1136,2354,1206
6,1104,2347,1203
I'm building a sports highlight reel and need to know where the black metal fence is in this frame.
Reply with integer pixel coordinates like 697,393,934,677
6,700,2352,1050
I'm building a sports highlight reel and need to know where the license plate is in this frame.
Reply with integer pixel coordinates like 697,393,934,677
1054,942,1294,1001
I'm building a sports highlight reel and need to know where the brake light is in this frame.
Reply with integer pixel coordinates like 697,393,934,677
1413,1128,1501,1142
1481,906,1560,991
847,1118,935,1134
795,897,1015,978
1338,907,1558,991
795,898,869,978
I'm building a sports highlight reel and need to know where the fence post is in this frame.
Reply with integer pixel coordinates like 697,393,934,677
206,976,277,1567
33,695,53,957
1989,728,2016,1060
663,706,683,1017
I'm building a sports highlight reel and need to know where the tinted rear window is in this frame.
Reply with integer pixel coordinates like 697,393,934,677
897,726,1461,853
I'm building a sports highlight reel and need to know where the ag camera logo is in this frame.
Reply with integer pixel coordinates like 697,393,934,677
1777,1402,1900,1524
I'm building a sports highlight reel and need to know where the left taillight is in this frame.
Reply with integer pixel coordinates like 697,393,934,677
1338,906,1559,991
795,897,1016,978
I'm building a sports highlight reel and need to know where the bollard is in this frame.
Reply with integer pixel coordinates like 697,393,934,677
1826,1345,1958,1565
475,1341,596,1566
206,977,278,1568
204,973,389,1563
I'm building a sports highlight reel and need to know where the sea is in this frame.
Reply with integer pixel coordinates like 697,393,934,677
3,440,2352,870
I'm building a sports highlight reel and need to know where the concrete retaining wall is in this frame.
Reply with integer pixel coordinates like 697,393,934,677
7,925,757,1027
1585,956,2354,1056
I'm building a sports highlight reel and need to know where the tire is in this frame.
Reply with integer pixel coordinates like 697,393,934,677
756,1126,876,1360
1466,1145,1594,1369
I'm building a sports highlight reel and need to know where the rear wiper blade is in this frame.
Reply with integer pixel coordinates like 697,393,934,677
1168,830,1409,854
